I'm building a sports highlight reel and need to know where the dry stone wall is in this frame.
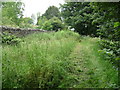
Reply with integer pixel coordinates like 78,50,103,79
1,26,51,37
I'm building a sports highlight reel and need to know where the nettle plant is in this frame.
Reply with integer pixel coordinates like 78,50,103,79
1,32,21,45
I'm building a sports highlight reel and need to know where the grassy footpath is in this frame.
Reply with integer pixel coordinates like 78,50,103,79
68,36,118,88
2,31,118,88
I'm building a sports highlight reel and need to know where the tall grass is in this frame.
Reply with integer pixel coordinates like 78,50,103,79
2,30,80,88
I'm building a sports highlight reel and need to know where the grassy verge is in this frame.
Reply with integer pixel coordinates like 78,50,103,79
2,30,80,88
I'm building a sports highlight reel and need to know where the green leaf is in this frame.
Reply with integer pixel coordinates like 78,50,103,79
114,22,120,28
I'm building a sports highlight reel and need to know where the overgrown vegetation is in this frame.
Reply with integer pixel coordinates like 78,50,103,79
37,17,65,31
61,2,120,68
1,32,21,45
1,1,119,88
2,31,80,88
1,2,24,27
2,31,118,88
1,2,36,29
98,39,120,67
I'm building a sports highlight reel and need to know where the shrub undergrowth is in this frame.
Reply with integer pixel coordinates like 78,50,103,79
1,32,21,45
98,39,120,67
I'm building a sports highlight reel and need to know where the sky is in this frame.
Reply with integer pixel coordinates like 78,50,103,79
22,0,65,18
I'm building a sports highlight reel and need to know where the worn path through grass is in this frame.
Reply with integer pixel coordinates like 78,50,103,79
68,37,118,88
2,31,118,88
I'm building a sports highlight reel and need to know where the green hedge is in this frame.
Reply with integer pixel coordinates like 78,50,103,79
98,39,120,67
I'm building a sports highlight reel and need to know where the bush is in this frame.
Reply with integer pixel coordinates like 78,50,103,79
50,17,64,31
2,17,19,28
98,39,120,67
41,20,53,30
38,17,65,31
1,32,21,45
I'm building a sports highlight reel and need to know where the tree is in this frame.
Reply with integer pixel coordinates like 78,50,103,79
60,2,97,36
61,2,120,66
37,16,48,29
40,17,64,31
2,2,25,26
90,2,120,41
42,6,61,20
50,17,64,31
41,20,53,30
19,17,33,28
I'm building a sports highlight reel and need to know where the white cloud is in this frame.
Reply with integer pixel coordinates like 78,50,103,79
22,0,65,17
